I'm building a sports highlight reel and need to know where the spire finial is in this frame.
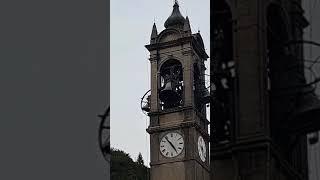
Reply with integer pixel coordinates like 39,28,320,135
164,0,185,28
174,0,179,6
183,16,191,34
150,22,158,44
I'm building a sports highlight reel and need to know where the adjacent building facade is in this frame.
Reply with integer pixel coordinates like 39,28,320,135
211,0,320,180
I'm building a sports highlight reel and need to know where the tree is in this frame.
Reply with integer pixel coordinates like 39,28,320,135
111,148,136,180
136,153,144,165
135,152,148,180
111,148,149,180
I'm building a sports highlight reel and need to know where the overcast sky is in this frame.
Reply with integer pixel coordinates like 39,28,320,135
110,0,210,166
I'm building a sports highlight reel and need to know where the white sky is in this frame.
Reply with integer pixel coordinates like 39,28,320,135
110,0,210,166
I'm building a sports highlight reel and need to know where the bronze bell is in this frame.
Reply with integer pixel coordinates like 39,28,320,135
269,52,320,135
159,81,181,107
287,87,320,135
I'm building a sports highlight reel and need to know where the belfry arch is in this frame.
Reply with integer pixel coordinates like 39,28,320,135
266,3,291,139
158,59,184,110
211,0,235,144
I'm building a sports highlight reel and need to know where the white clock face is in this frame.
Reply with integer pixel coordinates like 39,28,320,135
160,132,184,158
197,136,206,162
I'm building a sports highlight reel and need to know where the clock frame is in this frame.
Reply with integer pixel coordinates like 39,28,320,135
197,135,206,162
159,132,184,158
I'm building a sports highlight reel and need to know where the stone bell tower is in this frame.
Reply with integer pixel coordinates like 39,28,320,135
144,1,210,180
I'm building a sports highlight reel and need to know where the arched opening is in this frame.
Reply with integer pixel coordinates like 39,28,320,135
211,0,235,144
193,63,209,116
267,4,291,138
267,3,320,136
267,4,314,175
266,5,305,167
159,59,183,110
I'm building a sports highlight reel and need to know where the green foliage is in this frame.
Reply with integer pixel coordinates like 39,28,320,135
111,148,149,180
136,153,144,165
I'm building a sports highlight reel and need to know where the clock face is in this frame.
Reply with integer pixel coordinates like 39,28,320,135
197,135,206,162
160,132,184,158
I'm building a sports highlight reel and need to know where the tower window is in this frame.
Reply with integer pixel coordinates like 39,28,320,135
159,59,183,110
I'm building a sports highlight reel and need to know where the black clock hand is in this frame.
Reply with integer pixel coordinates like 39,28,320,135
165,136,178,154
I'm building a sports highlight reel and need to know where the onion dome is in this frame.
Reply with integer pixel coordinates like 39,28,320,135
164,1,186,29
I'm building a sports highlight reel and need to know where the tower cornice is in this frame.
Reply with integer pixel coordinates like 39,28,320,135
145,35,208,59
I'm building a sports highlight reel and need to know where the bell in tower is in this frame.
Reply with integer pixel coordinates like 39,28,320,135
266,3,320,135
142,1,210,180
159,60,183,109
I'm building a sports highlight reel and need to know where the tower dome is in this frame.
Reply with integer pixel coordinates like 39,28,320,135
164,1,185,29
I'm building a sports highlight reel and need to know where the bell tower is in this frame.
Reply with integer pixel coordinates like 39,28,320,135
144,1,210,180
